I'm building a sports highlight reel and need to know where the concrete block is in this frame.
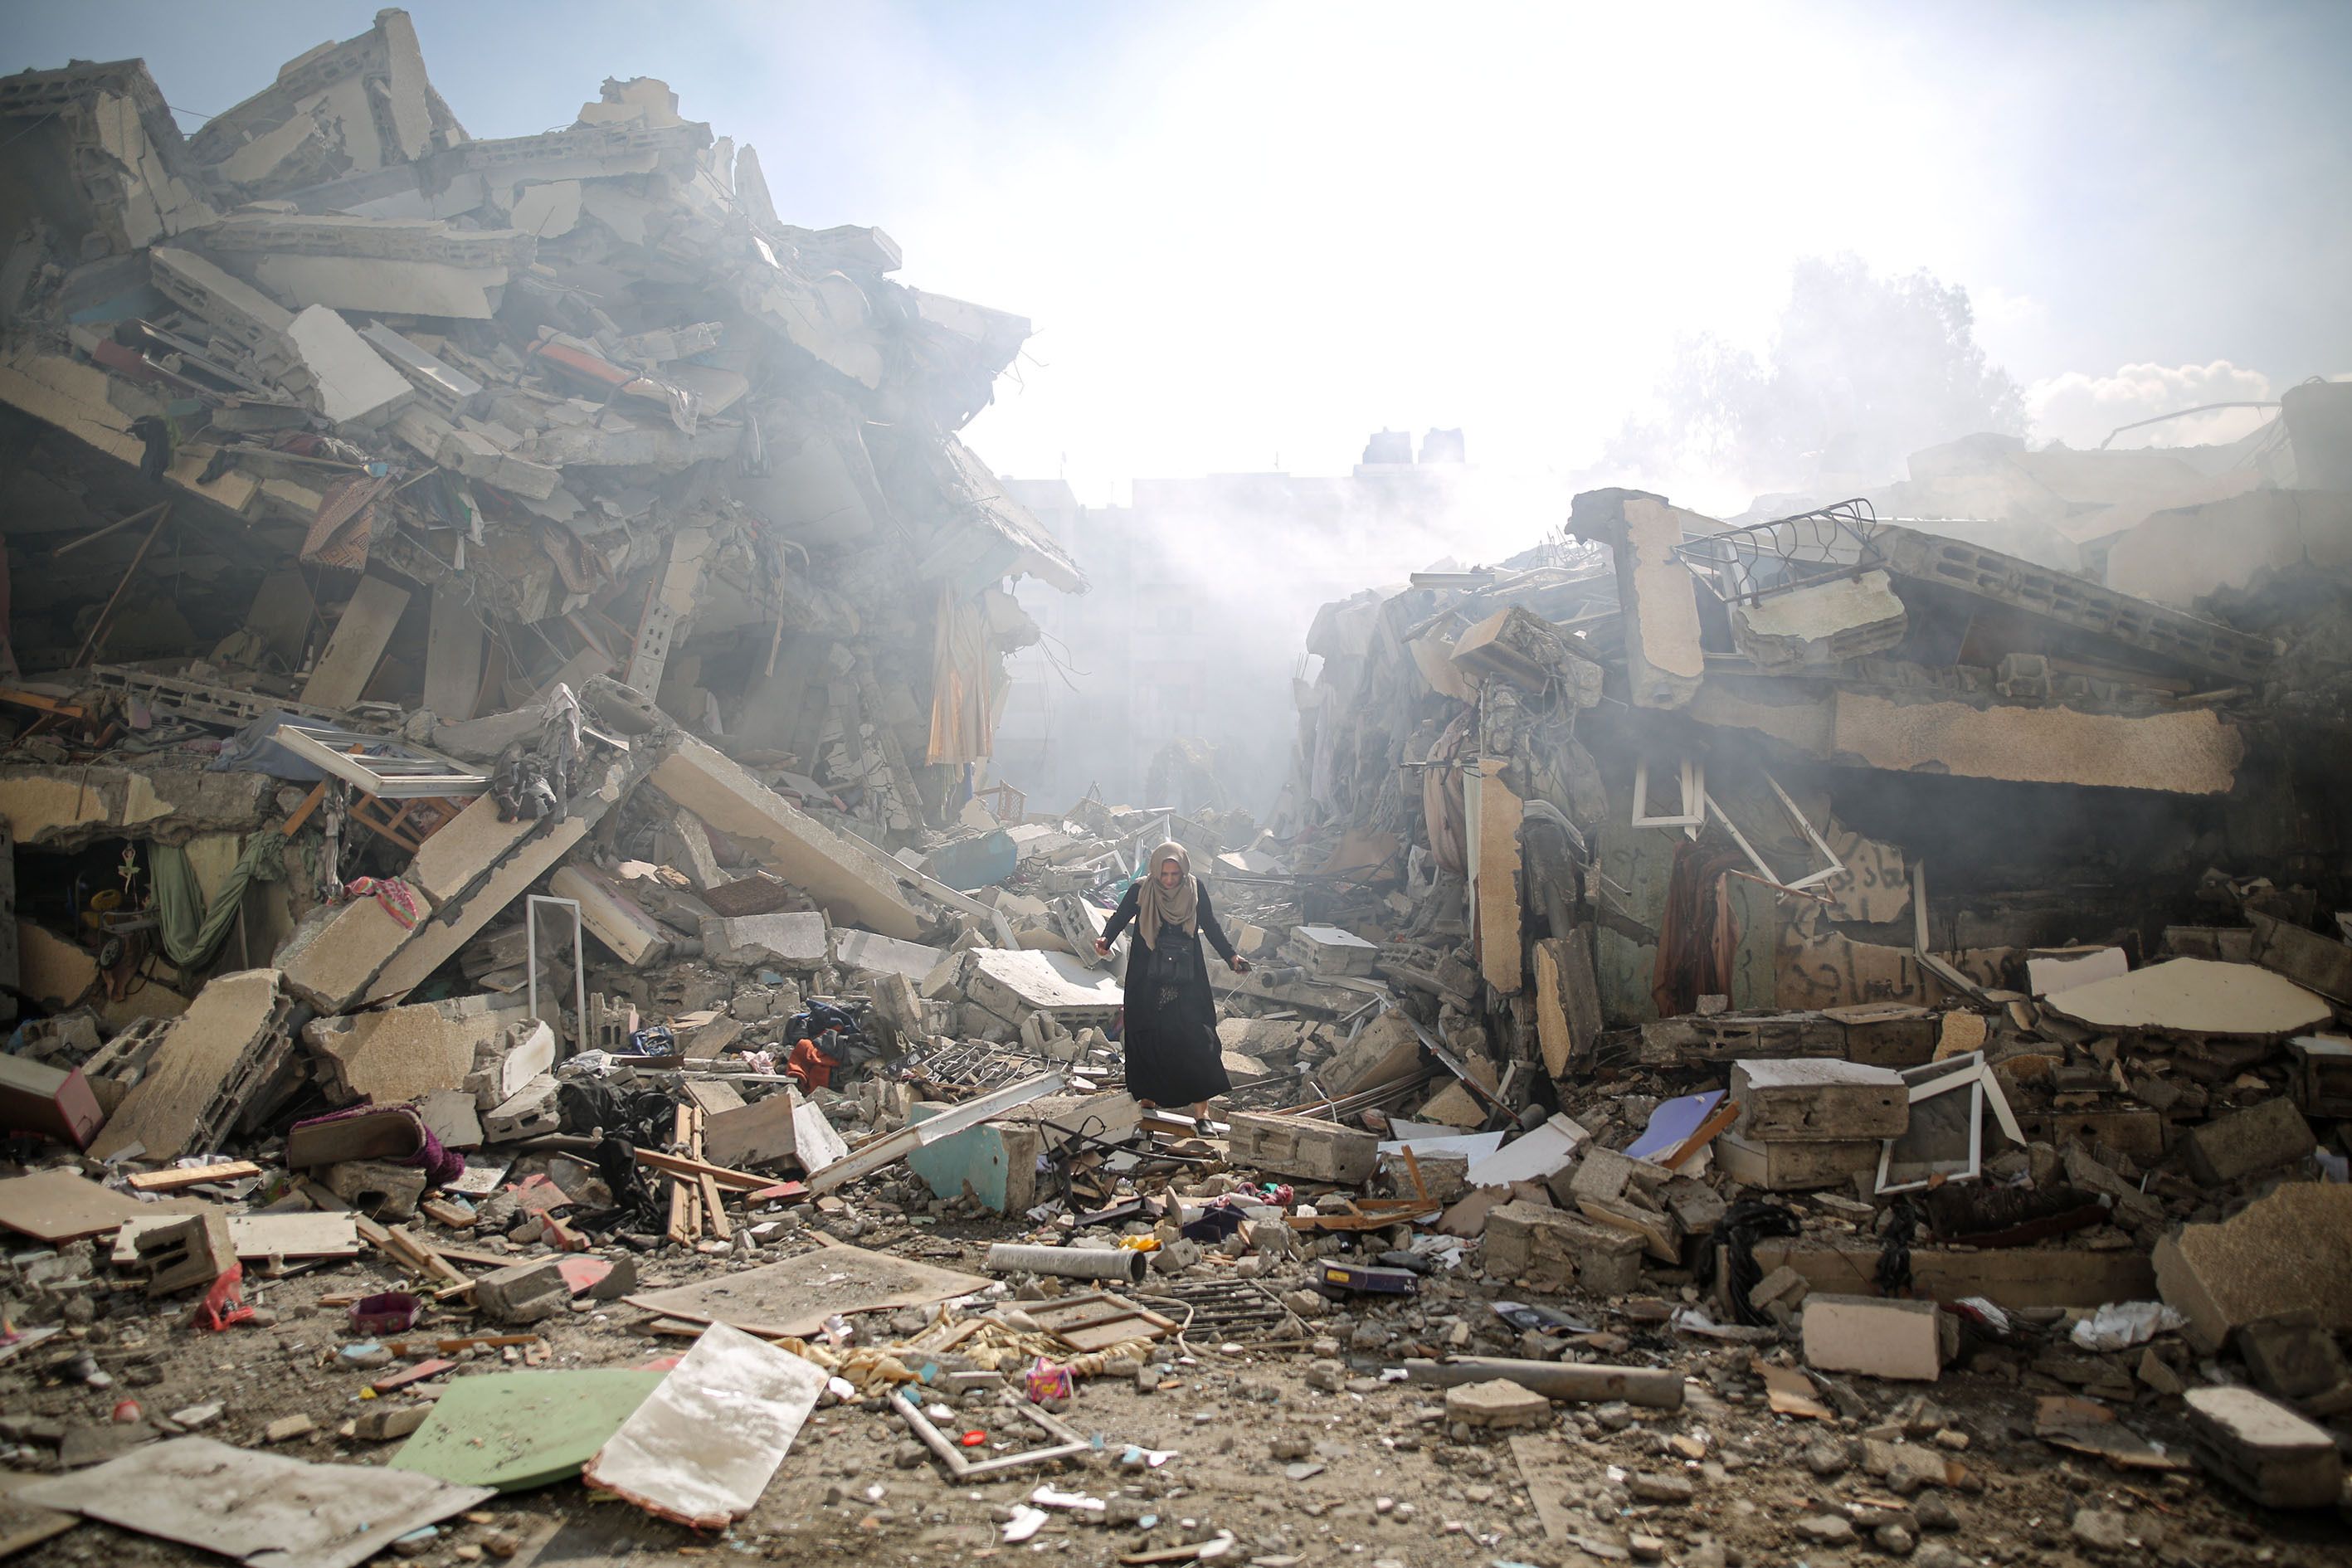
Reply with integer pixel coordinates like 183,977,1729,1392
1731,1059,1908,1142
134,1211,236,1296
1444,1378,1551,1429
2235,1311,2352,1405
1802,1294,1945,1381
651,737,922,940
2182,1097,2315,1185
835,929,946,983
2184,1385,2344,1508
1224,1110,1378,1184
1717,1132,1882,1192
321,1159,427,1220
1283,923,1380,977
1484,1200,1643,1296
700,911,830,967
482,1073,559,1143
2154,1183,2352,1351
474,1258,569,1324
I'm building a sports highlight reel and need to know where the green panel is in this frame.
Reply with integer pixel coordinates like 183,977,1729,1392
388,1371,666,1492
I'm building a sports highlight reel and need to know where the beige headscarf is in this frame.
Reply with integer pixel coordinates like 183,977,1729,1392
1135,840,1199,949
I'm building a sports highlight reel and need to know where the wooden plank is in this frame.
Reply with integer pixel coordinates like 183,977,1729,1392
299,575,411,709
635,1146,774,1192
125,1161,262,1192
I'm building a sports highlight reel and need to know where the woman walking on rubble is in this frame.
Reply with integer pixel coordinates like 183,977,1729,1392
1095,841,1250,1124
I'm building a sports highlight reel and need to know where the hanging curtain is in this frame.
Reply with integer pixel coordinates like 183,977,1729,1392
926,587,994,765
149,829,288,971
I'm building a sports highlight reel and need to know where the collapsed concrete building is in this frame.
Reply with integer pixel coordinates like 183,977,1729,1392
0,11,1085,1040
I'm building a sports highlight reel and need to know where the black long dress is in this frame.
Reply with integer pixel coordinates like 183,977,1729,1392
1103,879,1236,1108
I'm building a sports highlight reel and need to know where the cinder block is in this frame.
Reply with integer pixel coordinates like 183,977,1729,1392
135,1211,236,1297
1484,1200,1643,1297
321,1158,427,1220
1717,1132,1882,1192
1802,1293,1945,1381
1731,1059,1907,1142
473,1258,569,1324
1283,923,1381,978
2183,1097,2315,1186
1225,1110,1377,1184
2184,1385,2344,1508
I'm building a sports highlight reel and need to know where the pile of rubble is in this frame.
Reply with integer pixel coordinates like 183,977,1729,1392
3,12,2352,1566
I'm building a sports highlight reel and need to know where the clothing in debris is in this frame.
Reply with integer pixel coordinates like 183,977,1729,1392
1103,869,1236,1108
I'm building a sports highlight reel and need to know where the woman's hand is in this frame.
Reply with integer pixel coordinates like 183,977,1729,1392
1229,955,1251,974
1093,937,1111,957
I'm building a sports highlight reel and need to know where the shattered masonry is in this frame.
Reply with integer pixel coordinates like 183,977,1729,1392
1,10,2351,1566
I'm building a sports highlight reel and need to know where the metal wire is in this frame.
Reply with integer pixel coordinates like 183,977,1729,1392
1672,498,1884,606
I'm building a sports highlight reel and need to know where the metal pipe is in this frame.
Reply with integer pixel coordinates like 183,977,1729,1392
984,1243,1147,1285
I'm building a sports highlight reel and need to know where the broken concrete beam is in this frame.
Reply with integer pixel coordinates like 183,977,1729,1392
700,912,830,967
2153,1183,2352,1351
1449,604,1605,704
834,930,947,983
1572,489,1707,709
299,575,411,711
0,762,276,850
283,304,416,428
1533,933,1604,1079
1729,571,1908,670
1823,1003,1938,1069
1715,1132,1881,1192
650,737,922,940
2184,1385,2345,1509
1317,1010,1423,1098
1730,1059,1907,1142
2182,1097,2315,1185
1404,1356,1682,1410
1802,1294,1946,1381
90,970,294,1163
1748,1239,2155,1312
1827,689,2247,796
548,864,670,967
1469,757,1523,996
1484,1200,1643,1296
1283,923,1381,978
467,1021,555,1108
300,995,516,1106
1225,1111,1378,1184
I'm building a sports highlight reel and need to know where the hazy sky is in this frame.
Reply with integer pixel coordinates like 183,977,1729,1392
7,1,2347,515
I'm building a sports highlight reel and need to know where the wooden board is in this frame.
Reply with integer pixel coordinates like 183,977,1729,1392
0,1169,200,1243
112,1211,360,1264
1024,1291,1177,1352
1508,1434,1580,1542
622,1242,991,1339
125,1161,262,1191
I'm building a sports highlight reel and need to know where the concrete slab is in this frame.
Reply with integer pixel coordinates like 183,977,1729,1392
583,1322,826,1528
2044,958,2332,1039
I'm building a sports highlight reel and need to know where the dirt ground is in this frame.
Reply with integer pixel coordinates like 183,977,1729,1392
7,1212,2350,1568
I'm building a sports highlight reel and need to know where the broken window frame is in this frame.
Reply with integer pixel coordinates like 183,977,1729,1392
525,894,587,1048
1874,1049,2024,1194
1703,772,1847,894
1630,755,1706,830
270,723,490,800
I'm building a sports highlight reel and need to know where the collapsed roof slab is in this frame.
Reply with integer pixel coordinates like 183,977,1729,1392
2104,489,2352,612
0,762,275,850
1874,523,2280,684
649,737,923,942
1829,689,2244,795
1570,489,1707,709
2044,957,2334,1040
